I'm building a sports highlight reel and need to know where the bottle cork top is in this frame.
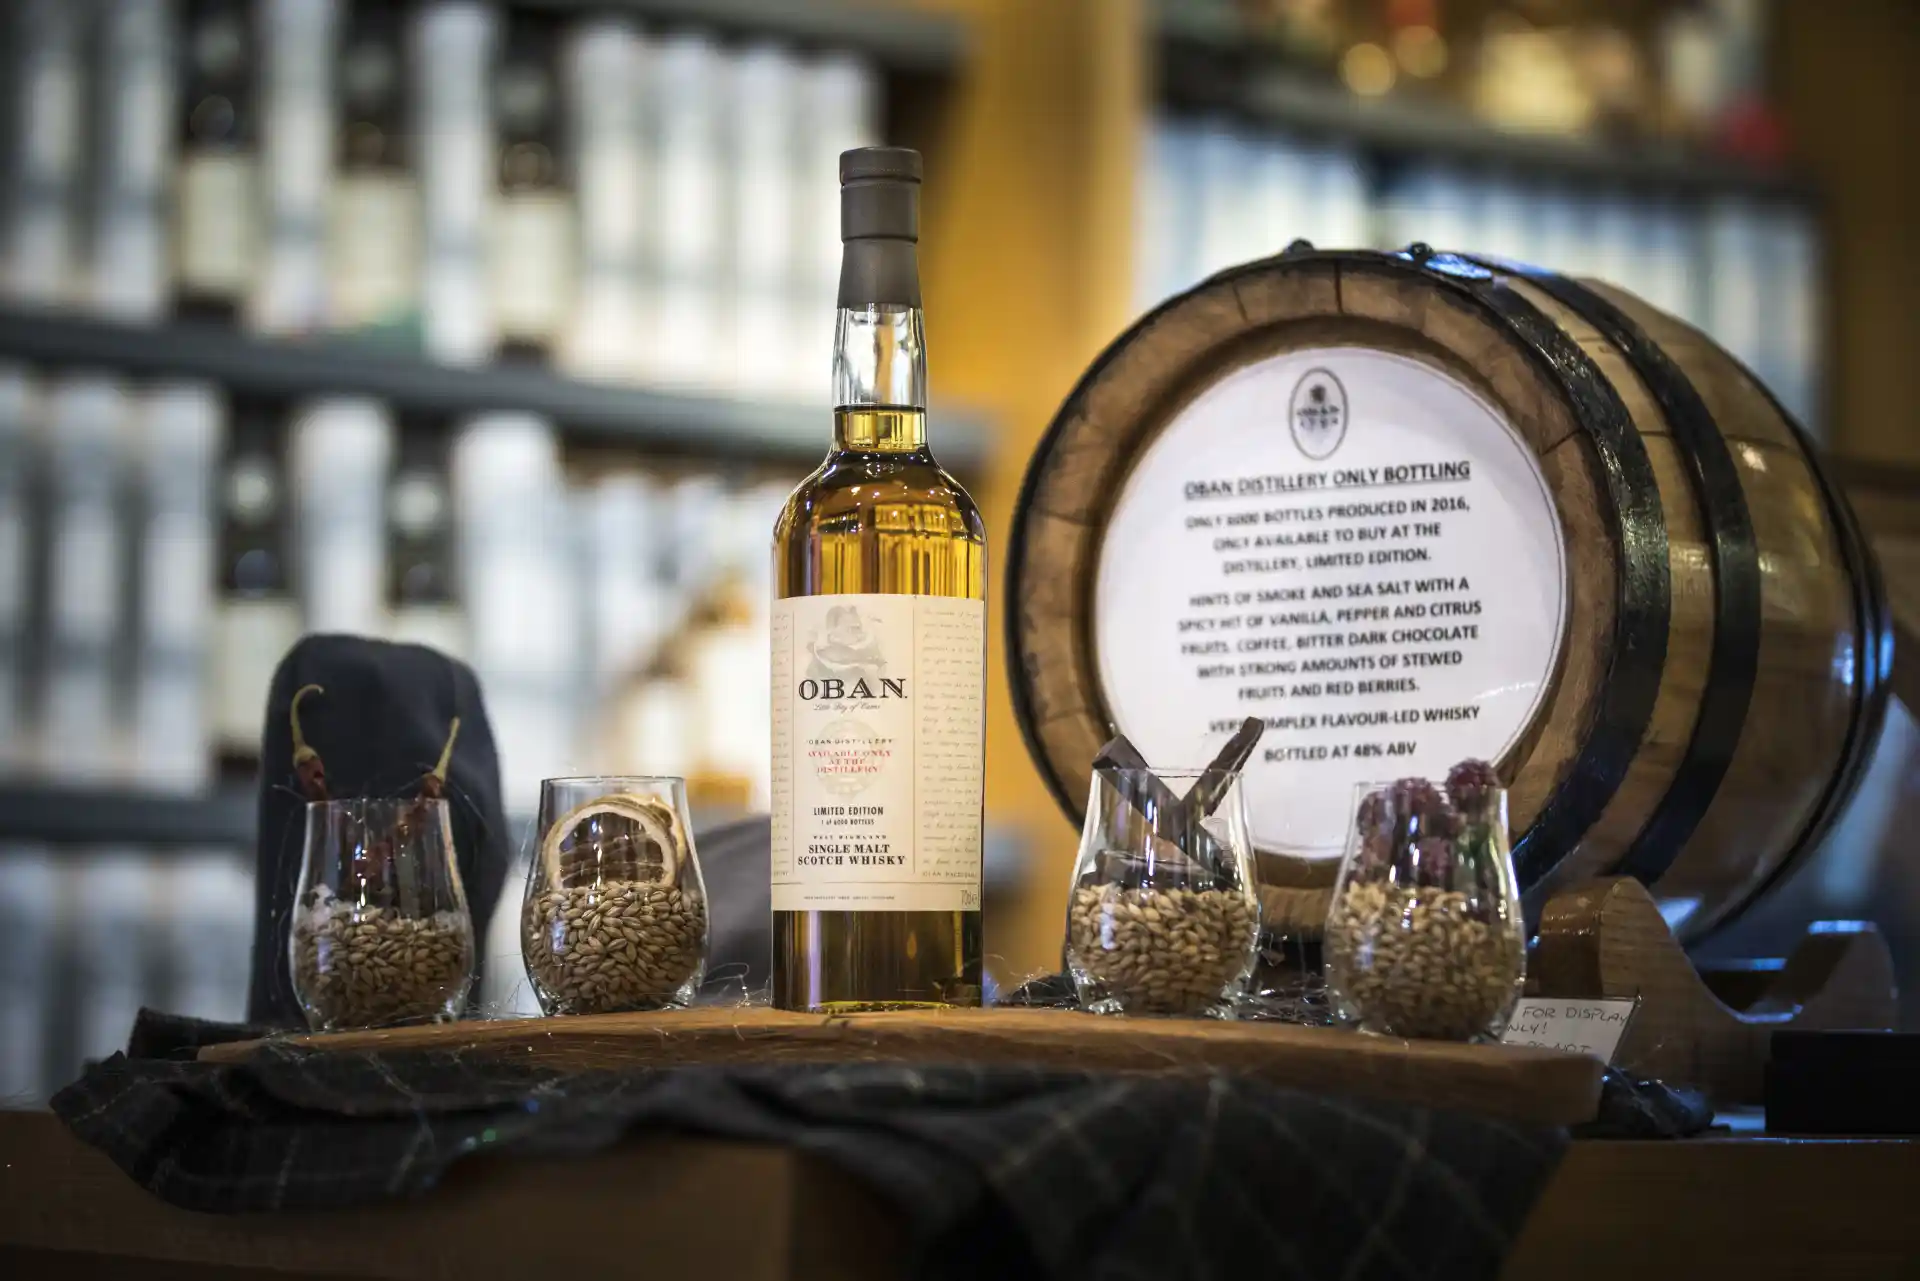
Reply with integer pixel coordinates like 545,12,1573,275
840,145,921,243
840,146,922,185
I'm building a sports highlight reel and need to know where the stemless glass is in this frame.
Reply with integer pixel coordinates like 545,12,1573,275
1064,768,1261,1018
1324,766,1526,1041
289,797,476,1031
521,776,710,1015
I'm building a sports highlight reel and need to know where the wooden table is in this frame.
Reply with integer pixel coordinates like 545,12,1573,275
3,1109,1917,1280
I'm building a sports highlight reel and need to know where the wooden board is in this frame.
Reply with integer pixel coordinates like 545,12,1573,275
198,1006,1604,1126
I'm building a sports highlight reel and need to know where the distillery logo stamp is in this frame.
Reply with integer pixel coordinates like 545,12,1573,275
812,718,891,796
1289,367,1348,460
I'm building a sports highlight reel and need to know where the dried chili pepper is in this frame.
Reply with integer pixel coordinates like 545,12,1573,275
419,717,461,801
390,717,462,885
290,684,329,802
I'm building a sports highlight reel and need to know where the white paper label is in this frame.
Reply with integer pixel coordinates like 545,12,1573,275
325,173,421,330
772,594,985,913
1095,347,1566,859
1499,997,1639,1062
176,153,256,296
490,191,575,343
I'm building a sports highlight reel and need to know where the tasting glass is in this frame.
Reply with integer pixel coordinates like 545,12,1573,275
521,776,710,1015
289,797,475,1032
1324,776,1526,1041
1064,769,1262,1018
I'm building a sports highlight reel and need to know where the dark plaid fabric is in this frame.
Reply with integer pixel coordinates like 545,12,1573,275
52,1012,1566,1281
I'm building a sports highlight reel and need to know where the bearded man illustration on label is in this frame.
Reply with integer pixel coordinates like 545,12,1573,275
806,604,888,688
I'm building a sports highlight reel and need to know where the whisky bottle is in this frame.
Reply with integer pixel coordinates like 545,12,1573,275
771,147,986,1011
173,0,255,322
489,9,573,361
212,401,301,757
325,0,420,340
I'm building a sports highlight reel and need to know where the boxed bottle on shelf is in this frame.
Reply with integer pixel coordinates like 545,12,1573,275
288,397,394,638
1380,166,1479,260
1759,205,1824,435
251,0,336,336
693,482,785,810
2,0,87,306
133,383,223,794
386,420,466,659
1194,124,1259,279
413,0,496,365
1640,198,1707,326
1303,144,1373,251
1702,197,1767,393
163,850,255,1024
326,0,421,344
1136,121,1374,305
90,0,177,322
0,846,59,1105
792,54,879,399
561,17,649,383
450,412,580,802
584,469,669,697
726,46,800,399
41,376,132,784
648,31,726,390
0,368,32,775
595,472,780,811
212,401,301,756
488,8,574,362
174,0,258,324
1133,121,1192,311
68,848,162,1066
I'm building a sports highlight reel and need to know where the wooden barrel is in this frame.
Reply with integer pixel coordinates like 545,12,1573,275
1006,246,1889,945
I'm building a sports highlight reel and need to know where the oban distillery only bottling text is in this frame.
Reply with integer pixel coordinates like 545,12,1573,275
770,147,986,1010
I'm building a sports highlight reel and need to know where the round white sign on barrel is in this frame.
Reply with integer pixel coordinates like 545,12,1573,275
1093,347,1568,859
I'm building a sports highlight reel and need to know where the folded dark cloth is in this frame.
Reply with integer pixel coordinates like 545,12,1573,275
55,1012,1566,1281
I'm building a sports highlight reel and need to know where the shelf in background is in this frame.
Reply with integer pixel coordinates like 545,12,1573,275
0,308,993,471
519,0,969,75
1158,21,1806,201
0,784,257,849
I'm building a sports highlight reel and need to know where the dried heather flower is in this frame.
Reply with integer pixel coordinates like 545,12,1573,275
1392,776,1461,841
1414,835,1456,888
1353,788,1397,874
1446,758,1501,818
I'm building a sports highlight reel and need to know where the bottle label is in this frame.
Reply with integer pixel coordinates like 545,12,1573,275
176,152,256,297
772,593,984,913
490,190,575,342
325,172,421,332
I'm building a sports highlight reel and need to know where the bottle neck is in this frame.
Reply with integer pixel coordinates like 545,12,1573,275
832,302,927,452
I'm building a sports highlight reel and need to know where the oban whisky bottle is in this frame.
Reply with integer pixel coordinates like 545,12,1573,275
770,147,986,1010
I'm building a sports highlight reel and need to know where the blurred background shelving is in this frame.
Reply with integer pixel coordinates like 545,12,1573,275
0,306,994,467
1140,0,1825,432
5,0,1920,1109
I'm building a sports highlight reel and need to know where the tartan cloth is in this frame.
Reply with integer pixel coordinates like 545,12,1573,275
53,1012,1567,1281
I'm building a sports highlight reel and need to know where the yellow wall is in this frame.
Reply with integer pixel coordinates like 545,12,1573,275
1777,0,1920,464
906,0,1146,980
